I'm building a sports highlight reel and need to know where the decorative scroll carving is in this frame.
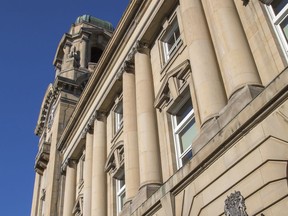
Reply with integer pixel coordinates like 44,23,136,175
61,158,77,174
224,191,248,216
154,60,191,111
116,60,135,80
242,0,273,6
105,141,124,179
135,40,149,54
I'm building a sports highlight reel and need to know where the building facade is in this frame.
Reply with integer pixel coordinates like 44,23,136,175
31,0,288,215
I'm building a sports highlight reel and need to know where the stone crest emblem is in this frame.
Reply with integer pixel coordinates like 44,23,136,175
224,191,248,216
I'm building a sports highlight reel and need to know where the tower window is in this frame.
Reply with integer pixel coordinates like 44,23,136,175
90,47,103,63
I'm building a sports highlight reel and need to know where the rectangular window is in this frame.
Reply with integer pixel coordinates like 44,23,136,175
114,100,123,134
172,99,197,168
161,19,182,63
267,0,288,58
116,179,126,214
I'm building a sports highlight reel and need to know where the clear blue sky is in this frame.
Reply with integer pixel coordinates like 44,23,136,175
0,0,129,215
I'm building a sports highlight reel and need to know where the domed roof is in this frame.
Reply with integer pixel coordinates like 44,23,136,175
75,15,114,32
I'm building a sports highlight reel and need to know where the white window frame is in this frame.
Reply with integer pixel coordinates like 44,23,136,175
161,19,182,63
266,1,288,59
171,99,195,168
116,179,126,214
113,99,123,135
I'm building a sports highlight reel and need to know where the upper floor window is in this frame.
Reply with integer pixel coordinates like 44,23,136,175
171,98,197,168
267,0,288,58
161,18,182,63
114,100,123,134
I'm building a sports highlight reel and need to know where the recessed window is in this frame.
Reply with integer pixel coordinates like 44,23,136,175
116,179,126,214
90,47,103,63
172,98,197,168
161,19,181,63
267,0,288,58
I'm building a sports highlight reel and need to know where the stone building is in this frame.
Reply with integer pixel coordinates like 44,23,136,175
31,0,288,216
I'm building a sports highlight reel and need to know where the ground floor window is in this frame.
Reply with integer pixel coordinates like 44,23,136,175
116,179,126,214
172,98,197,168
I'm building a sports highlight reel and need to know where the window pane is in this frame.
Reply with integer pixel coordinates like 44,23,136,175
280,16,288,42
179,118,196,153
271,0,287,15
176,99,192,124
181,150,192,165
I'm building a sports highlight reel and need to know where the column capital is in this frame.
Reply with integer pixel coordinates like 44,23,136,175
95,110,106,121
116,60,135,80
135,40,149,54
61,158,77,174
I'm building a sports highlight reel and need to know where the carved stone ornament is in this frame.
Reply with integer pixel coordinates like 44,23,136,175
242,0,274,6
224,191,248,216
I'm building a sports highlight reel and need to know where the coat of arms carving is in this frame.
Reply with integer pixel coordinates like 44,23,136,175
224,191,248,216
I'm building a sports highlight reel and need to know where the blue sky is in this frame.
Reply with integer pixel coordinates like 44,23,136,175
0,0,129,215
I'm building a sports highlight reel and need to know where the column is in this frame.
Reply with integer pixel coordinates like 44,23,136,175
134,42,162,188
80,34,89,68
30,174,41,216
91,112,107,216
62,159,77,216
180,0,227,126
122,61,140,202
202,0,261,98
83,130,93,216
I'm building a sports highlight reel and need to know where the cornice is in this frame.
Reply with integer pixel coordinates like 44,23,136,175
56,0,145,152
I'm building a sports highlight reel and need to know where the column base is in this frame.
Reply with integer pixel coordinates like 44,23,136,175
129,184,161,214
193,84,264,155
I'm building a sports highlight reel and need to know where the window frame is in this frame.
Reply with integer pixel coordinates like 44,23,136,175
161,19,181,63
171,98,195,168
266,1,288,59
116,179,126,214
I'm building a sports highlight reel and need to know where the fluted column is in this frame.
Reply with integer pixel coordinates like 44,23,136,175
62,159,77,216
202,0,261,98
122,61,140,202
91,112,107,216
83,130,93,216
180,0,227,126
134,42,162,188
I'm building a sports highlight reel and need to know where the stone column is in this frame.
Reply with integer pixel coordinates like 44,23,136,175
202,0,261,98
30,174,41,216
83,130,93,216
62,159,77,216
91,112,107,216
134,42,162,188
80,34,89,68
122,61,140,202
179,0,227,126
